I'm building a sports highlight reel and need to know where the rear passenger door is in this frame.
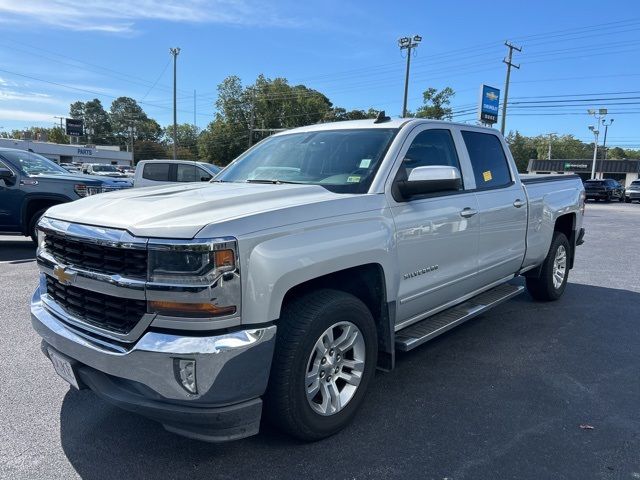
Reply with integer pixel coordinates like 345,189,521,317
460,130,527,285
141,162,172,186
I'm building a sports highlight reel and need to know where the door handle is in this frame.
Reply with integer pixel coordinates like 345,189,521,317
513,199,525,208
460,207,478,218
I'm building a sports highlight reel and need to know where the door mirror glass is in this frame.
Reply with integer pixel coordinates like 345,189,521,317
397,165,462,200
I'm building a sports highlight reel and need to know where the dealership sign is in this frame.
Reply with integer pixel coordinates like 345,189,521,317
564,162,589,170
65,118,84,136
478,84,500,124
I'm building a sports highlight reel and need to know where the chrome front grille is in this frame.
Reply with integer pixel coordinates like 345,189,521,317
44,231,148,279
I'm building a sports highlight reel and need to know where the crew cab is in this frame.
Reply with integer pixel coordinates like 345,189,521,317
30,118,585,443
0,148,132,242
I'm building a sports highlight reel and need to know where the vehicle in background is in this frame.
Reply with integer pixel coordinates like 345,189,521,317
583,178,625,202
0,148,132,242
60,163,82,174
81,163,128,178
116,165,135,177
133,159,221,187
625,180,640,203
31,118,586,443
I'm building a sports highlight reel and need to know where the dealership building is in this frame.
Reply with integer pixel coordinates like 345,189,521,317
527,159,640,187
0,138,132,166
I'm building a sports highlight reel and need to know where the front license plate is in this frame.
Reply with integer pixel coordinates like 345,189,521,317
48,349,80,389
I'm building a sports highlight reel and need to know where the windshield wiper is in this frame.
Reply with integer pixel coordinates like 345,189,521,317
245,179,300,184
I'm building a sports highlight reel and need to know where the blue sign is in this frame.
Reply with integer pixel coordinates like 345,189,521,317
479,85,500,124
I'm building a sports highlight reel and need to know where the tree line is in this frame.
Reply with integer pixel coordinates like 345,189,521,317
1,75,637,168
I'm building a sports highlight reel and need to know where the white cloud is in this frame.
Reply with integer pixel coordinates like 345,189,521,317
0,0,299,34
0,109,63,122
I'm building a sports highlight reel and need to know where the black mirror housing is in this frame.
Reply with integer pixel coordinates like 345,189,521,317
0,167,15,184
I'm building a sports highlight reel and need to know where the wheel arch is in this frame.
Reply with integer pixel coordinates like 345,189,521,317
21,194,71,235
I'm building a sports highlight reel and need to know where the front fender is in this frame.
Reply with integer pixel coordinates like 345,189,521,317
241,216,397,325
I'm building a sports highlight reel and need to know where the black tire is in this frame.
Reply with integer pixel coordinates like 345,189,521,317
526,232,570,301
265,289,378,441
618,193,624,202
28,208,48,244
605,192,612,203
625,197,631,203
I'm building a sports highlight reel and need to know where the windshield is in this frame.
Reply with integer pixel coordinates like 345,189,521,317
630,181,640,187
585,180,604,186
216,128,398,193
200,163,221,175
0,150,68,176
92,165,118,172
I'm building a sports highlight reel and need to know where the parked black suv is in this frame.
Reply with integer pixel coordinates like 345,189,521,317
583,178,625,202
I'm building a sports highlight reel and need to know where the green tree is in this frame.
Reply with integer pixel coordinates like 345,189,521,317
110,97,162,148
134,140,168,162
165,123,200,158
49,126,69,144
70,98,112,144
415,87,455,120
506,131,537,172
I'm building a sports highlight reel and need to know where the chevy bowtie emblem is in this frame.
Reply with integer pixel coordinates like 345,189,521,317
53,265,77,286
485,91,498,101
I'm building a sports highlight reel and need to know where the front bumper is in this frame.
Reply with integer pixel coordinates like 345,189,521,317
31,289,276,442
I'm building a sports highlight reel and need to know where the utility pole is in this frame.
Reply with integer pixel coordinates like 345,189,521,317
398,35,422,118
500,41,521,135
169,47,181,160
247,88,255,147
193,89,197,128
547,132,557,160
588,125,600,180
601,118,614,160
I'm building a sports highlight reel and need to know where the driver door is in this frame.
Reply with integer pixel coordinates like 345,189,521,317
387,126,481,329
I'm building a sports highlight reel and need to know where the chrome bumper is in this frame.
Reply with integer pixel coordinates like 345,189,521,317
31,288,276,404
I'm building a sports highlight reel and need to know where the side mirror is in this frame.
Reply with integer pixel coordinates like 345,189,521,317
201,176,211,182
397,165,462,200
0,167,15,184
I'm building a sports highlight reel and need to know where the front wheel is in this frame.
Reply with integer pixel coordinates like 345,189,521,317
265,289,377,441
28,208,48,244
526,232,570,301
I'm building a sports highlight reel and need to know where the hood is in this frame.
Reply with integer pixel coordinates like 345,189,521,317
45,182,356,238
30,173,103,185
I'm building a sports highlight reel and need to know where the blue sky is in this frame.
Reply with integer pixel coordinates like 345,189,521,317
0,0,639,148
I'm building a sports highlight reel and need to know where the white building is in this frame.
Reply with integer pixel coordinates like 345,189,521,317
0,138,132,166
527,158,640,187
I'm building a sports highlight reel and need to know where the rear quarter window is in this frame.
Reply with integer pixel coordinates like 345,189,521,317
142,163,171,181
461,131,512,189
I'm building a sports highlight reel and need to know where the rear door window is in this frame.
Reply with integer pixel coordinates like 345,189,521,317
142,163,171,181
461,131,512,189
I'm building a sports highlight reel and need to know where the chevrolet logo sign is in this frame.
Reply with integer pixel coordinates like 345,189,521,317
485,91,498,101
53,265,77,286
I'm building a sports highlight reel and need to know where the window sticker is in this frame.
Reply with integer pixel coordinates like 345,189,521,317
347,176,361,183
359,159,372,168
482,170,493,182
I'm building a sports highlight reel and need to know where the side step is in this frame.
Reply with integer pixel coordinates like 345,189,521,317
395,283,524,352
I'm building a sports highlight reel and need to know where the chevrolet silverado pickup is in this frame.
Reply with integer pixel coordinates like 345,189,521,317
30,117,586,442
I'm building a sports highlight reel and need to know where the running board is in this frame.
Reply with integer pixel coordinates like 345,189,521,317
395,284,524,352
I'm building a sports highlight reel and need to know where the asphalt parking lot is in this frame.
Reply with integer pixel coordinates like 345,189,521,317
1,201,639,480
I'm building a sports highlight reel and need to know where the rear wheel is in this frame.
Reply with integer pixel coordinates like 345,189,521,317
526,232,570,301
265,289,377,441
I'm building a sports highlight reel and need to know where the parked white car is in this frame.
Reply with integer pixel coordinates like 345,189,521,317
133,159,221,187
81,163,128,178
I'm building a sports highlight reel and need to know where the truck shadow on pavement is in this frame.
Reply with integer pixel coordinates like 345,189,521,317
0,239,35,262
58,282,640,480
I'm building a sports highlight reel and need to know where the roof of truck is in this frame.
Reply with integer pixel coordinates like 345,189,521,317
275,117,499,136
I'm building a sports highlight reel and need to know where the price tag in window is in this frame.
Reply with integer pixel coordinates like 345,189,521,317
359,159,372,168
482,170,493,182
347,176,361,183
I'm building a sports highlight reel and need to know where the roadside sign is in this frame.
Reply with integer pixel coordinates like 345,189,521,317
478,85,500,124
66,118,84,136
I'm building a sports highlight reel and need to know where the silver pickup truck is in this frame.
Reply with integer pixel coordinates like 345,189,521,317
31,118,585,442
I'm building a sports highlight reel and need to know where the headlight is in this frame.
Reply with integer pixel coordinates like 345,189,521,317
147,238,240,319
74,183,88,197
148,240,236,285
36,225,47,253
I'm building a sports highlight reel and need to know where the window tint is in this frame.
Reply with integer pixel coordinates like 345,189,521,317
461,131,512,189
142,163,171,181
176,164,204,182
402,129,461,177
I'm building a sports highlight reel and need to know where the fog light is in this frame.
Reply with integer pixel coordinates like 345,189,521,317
174,359,197,394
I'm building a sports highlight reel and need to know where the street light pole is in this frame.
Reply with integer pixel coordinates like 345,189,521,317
546,132,557,160
169,47,181,160
398,35,422,118
588,125,600,180
601,118,614,160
